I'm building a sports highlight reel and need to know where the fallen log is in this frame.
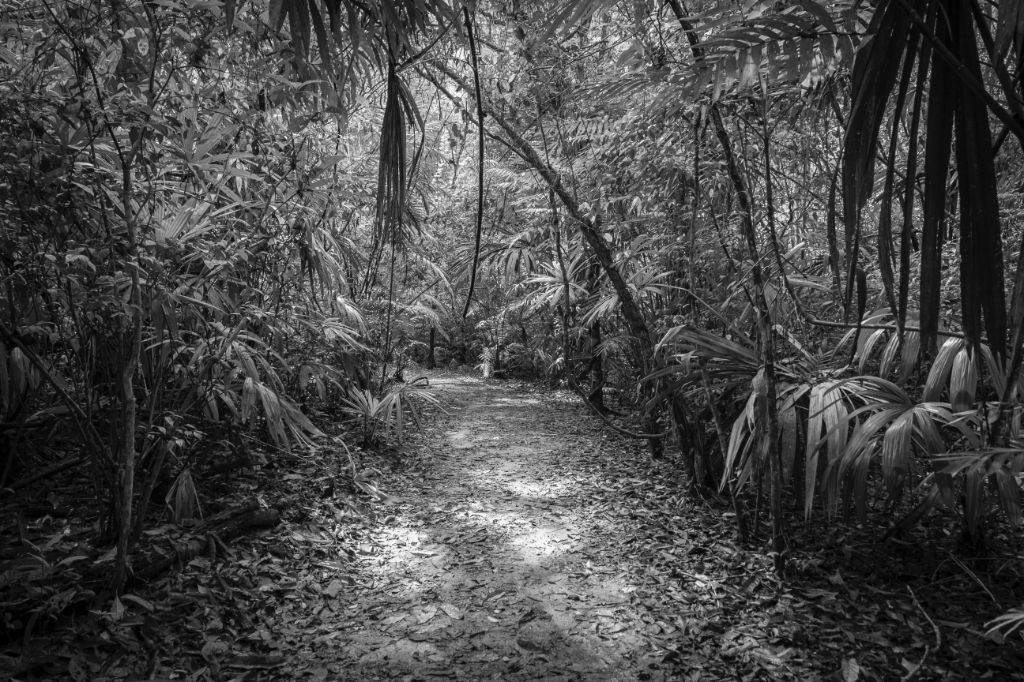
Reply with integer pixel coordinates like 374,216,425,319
0,501,281,644
132,501,280,583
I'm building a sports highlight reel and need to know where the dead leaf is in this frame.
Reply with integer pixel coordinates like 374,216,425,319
841,657,861,682
414,605,438,624
109,595,125,622
516,635,546,651
225,655,285,670
440,603,463,620
66,656,89,682
200,638,228,663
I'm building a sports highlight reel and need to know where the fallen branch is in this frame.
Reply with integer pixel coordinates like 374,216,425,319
7,455,88,491
131,501,280,583
566,374,668,441
901,586,942,681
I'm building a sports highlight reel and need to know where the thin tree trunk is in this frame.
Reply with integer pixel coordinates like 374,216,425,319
710,105,785,574
669,0,784,572
588,322,605,411
701,365,749,544
427,327,436,369
114,163,141,592
669,396,698,494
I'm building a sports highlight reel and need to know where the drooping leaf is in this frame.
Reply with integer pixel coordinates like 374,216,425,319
919,1,953,358
953,1,1007,359
923,336,963,401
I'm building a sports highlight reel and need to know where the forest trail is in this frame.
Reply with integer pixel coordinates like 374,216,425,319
222,374,1020,682
285,374,675,680
6,373,1021,680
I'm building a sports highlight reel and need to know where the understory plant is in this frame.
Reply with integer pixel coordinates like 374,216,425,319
658,322,1024,540
340,380,440,448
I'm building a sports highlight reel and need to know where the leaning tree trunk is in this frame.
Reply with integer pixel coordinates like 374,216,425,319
426,63,664,457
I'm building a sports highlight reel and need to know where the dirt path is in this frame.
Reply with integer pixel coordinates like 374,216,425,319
321,374,665,680
8,372,1022,681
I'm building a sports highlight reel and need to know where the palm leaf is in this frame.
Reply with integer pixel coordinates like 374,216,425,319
953,2,1008,358
949,344,979,412
881,410,914,497
923,336,963,400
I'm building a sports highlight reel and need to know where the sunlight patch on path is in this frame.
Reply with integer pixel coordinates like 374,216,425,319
308,375,662,680
502,478,573,499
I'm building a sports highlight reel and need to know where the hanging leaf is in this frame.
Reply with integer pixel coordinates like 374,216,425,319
953,1,1007,358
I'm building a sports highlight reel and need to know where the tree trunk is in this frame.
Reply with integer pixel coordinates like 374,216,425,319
710,104,785,574
427,326,436,369
668,0,784,571
425,63,664,456
588,322,605,411
114,161,142,593
670,395,697,493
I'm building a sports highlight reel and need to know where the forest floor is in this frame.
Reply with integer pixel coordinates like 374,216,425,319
4,372,1024,681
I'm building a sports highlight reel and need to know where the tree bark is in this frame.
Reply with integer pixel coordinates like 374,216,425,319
588,322,605,411
427,326,436,369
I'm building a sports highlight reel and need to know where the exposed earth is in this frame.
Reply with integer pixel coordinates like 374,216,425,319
301,374,690,680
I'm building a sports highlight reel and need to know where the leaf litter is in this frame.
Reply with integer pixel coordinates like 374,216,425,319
3,373,1023,680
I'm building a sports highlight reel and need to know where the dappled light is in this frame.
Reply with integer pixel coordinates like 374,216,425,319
3,0,1024,679
501,478,574,500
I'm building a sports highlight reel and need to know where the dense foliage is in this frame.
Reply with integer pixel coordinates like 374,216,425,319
3,0,1024,642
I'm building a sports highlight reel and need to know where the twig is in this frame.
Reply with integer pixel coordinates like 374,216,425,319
7,455,88,491
945,550,1000,605
0,319,108,461
565,373,668,440
902,586,941,681
335,437,359,481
